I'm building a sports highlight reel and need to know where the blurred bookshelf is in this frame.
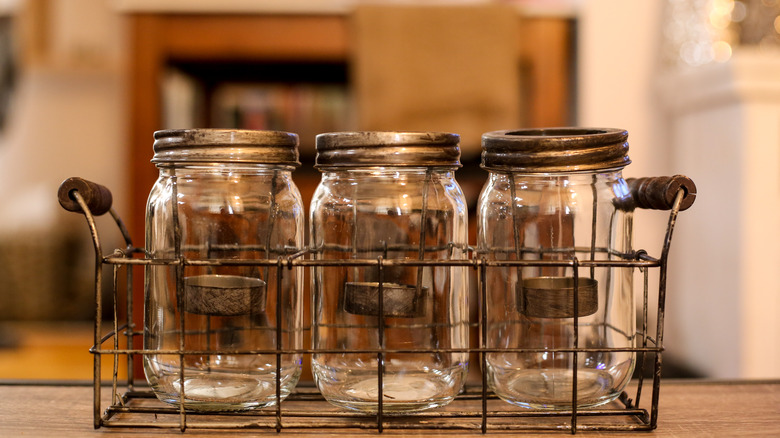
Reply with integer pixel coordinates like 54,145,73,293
213,82,351,158
162,61,354,159
119,10,573,379
125,11,573,247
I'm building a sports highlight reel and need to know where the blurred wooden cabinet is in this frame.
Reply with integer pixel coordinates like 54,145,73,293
123,12,572,382
125,12,573,241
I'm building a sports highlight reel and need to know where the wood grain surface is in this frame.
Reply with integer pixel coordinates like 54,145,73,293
0,380,777,437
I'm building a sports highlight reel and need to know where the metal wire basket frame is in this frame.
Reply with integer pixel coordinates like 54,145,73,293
65,181,688,434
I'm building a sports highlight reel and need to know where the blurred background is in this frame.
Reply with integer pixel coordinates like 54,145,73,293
0,0,778,381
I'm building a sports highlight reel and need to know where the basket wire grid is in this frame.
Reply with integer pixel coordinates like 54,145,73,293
66,182,687,434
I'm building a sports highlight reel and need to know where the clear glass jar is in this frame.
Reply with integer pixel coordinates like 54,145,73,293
310,132,469,413
477,128,635,409
144,129,305,411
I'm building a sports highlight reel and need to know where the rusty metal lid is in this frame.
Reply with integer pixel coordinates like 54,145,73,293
152,129,300,167
314,131,461,169
481,128,630,173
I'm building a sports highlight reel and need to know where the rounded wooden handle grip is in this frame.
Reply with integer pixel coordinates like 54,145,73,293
626,175,696,211
58,177,113,216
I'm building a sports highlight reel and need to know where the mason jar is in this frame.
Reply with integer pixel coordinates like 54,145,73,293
144,129,305,411
477,128,635,409
310,131,469,413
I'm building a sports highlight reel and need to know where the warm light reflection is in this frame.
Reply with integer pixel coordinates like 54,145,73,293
709,12,731,30
712,0,735,15
707,0,735,63
731,1,748,22
713,40,733,62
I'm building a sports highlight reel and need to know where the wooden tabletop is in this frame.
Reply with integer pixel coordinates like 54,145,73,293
0,380,778,437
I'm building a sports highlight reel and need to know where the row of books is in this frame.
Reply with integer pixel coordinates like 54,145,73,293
162,68,355,157
212,82,354,155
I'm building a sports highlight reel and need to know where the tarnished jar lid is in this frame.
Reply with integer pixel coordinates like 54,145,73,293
315,131,461,169
152,129,300,167
481,128,630,173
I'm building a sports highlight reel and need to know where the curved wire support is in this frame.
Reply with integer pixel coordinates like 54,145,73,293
649,188,687,428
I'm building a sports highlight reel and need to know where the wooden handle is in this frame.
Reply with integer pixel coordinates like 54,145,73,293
57,177,113,216
626,175,696,211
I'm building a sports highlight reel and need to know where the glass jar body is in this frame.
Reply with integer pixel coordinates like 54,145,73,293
144,164,305,411
477,170,635,409
310,168,469,413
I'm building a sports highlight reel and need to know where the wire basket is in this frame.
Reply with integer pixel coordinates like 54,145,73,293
57,175,695,434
